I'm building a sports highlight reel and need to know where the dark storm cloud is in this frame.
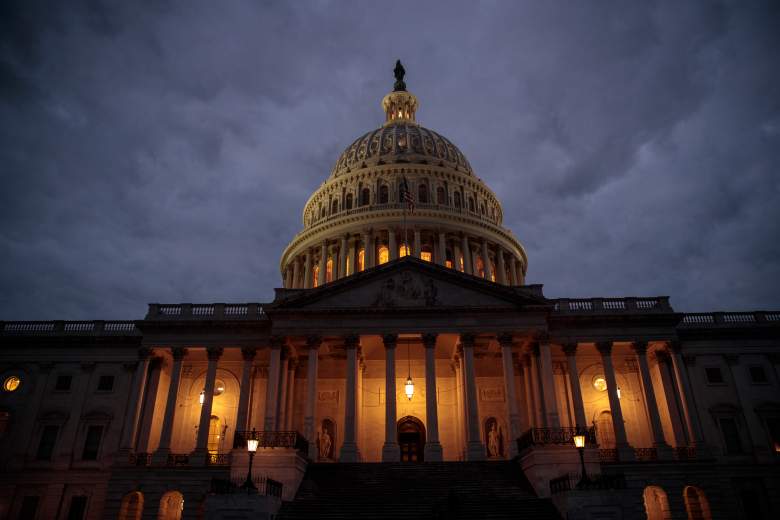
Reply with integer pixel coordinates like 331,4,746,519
1,0,778,319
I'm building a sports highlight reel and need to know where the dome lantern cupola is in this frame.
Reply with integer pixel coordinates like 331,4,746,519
382,60,418,125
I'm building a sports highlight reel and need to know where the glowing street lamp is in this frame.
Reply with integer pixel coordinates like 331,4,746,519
242,429,259,492
573,431,591,488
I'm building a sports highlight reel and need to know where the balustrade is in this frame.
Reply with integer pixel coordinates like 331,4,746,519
549,472,626,495
516,427,597,452
235,430,309,457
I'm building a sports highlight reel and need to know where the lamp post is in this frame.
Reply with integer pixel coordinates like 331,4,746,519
243,429,259,492
573,431,590,488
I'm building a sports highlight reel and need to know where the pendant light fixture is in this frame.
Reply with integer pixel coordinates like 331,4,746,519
404,340,414,400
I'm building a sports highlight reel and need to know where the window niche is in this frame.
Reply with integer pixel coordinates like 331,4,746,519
710,404,749,456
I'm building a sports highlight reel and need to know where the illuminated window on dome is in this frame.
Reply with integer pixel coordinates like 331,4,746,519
476,256,485,277
357,249,365,272
312,265,320,287
421,251,432,262
3,376,20,392
399,244,410,257
326,258,333,282
445,260,453,269
378,246,389,265
490,262,497,282
458,255,464,272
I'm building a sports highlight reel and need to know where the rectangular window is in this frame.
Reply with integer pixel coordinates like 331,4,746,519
36,425,59,460
705,367,724,384
55,375,72,391
96,375,114,392
749,366,768,384
719,417,743,455
82,425,103,461
66,496,88,520
18,496,40,520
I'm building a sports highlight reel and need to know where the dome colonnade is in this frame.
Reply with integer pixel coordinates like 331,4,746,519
280,72,527,289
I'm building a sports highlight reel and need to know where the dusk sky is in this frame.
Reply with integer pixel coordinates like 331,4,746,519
1,0,778,320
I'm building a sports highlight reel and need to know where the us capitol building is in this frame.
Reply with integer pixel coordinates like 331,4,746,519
1,63,779,520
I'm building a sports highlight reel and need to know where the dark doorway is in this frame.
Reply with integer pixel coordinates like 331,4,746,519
397,416,426,462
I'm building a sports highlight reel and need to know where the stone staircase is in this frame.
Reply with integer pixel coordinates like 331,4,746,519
277,461,561,519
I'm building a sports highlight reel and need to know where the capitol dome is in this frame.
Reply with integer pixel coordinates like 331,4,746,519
279,62,527,289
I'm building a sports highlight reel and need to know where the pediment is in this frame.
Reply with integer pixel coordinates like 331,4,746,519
268,257,549,312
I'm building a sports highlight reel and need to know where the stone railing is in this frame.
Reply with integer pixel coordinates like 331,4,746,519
235,430,309,457
516,427,597,452
128,452,152,466
679,311,780,328
2,320,139,336
146,303,266,321
599,446,697,463
167,453,190,466
207,452,230,466
210,476,284,498
552,297,673,314
549,472,627,495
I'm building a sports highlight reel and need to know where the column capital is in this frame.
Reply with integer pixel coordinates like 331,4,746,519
206,346,224,361
595,341,613,355
270,336,285,350
668,339,683,354
344,334,360,349
382,333,398,349
562,342,578,356
496,332,514,348
654,350,672,365
138,347,153,361
305,335,322,350
459,333,475,348
422,333,438,349
171,347,188,361
240,346,257,361
631,340,648,355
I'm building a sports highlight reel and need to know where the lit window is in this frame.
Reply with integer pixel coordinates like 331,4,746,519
476,256,485,278
399,244,410,257
458,255,464,272
421,251,432,262
358,249,365,271
445,260,453,269
312,265,320,287
490,262,497,282
326,258,333,282
593,376,607,392
3,376,20,392
378,246,389,265
213,380,226,396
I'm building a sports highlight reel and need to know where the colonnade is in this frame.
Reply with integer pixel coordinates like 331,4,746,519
283,228,525,289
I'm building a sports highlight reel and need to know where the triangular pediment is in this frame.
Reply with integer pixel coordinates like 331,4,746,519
268,257,550,312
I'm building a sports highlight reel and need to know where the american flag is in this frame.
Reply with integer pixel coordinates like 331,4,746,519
400,176,415,213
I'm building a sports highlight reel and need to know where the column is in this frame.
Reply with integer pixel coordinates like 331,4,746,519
460,334,486,460
120,347,152,452
192,346,223,464
264,338,282,430
538,342,560,427
438,231,447,266
367,231,376,268
233,347,256,446
303,251,312,288
136,357,164,452
362,231,372,269
521,355,535,428
284,360,297,430
388,229,397,260
481,239,492,280
339,235,348,278
509,257,518,286
596,341,634,460
498,334,521,456
423,333,443,461
348,237,357,275
153,347,187,462
497,249,507,285
292,257,301,288
276,354,289,430
529,346,546,427
669,341,705,450
562,343,587,429
284,268,292,288
452,359,465,459
340,335,361,461
654,351,687,446
413,229,421,258
461,234,473,275
303,336,321,455
317,242,327,286
381,333,400,461
632,341,672,458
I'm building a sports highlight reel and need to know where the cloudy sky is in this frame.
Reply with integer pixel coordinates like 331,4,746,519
1,0,778,320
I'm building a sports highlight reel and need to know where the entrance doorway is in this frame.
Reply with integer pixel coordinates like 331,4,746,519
397,416,426,462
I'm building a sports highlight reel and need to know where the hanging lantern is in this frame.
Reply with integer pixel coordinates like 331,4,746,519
616,386,622,399
405,376,414,400
199,389,205,405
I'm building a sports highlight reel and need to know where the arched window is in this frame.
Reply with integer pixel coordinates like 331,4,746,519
643,486,671,520
454,192,462,208
399,244,410,257
357,249,365,272
378,245,389,265
436,187,446,205
468,197,475,212
683,486,712,520
361,188,370,206
158,491,184,520
418,184,428,203
346,193,353,210
207,416,221,454
445,249,453,269
119,491,143,520
326,258,333,283
475,255,485,278
596,411,615,448
331,199,339,214
379,185,389,204
312,265,320,287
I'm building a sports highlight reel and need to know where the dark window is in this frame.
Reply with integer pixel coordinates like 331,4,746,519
361,188,370,206
705,367,724,384
418,184,428,203
379,185,389,204
36,425,59,460
18,496,40,520
749,366,768,384
66,496,88,520
454,192,462,208
719,417,743,455
97,375,114,392
82,425,104,460
437,187,446,205
345,193,353,210
331,199,338,214
55,375,72,391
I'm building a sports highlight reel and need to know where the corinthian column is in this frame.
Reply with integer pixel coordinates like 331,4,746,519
303,336,321,455
234,347,256,444
461,234,473,274
423,333,443,461
389,229,397,260
498,334,520,456
381,333,400,462
596,342,634,461
497,249,507,285
120,347,152,452
264,338,283,430
192,346,223,465
339,335,361,461
562,343,587,430
153,347,187,463
461,334,486,460
632,341,672,459
509,257,518,286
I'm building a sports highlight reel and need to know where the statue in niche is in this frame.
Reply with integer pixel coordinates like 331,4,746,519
317,419,335,460
485,417,504,458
